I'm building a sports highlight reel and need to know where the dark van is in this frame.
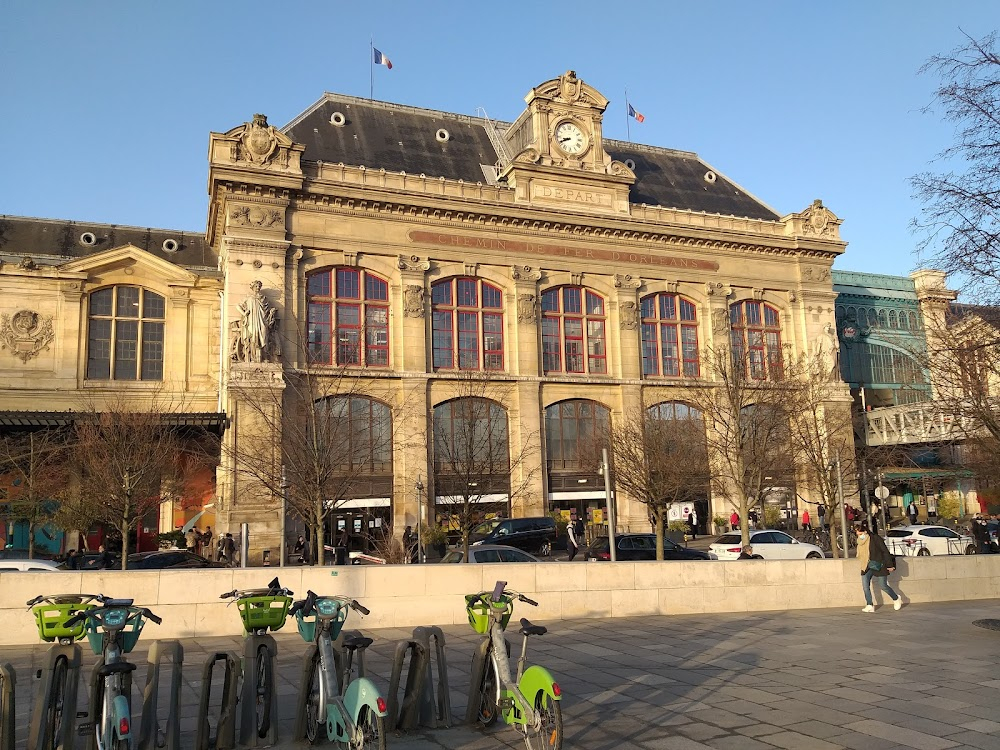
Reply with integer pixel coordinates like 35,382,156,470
470,517,557,556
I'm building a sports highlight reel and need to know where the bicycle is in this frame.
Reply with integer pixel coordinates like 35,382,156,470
290,590,387,747
65,596,161,750
466,580,562,750
25,593,103,750
219,577,293,742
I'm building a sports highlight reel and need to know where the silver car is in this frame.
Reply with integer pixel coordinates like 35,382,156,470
440,544,542,563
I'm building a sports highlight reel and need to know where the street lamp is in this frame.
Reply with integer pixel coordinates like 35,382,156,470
597,448,617,562
415,477,424,564
279,465,289,568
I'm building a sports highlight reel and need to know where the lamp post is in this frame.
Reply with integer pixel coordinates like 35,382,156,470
835,451,849,557
415,477,424,564
279,465,289,568
599,448,617,562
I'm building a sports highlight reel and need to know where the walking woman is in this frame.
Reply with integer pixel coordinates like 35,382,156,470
856,523,902,613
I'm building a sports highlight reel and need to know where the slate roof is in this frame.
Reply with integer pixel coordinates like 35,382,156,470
284,94,781,222
0,216,217,270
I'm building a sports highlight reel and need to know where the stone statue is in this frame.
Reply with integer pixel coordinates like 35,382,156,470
814,322,840,381
231,280,278,363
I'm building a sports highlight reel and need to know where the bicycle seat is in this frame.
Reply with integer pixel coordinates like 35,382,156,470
342,636,373,651
519,618,547,636
97,662,137,677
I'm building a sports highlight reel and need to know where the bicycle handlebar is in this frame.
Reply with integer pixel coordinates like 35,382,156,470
64,603,161,628
288,590,369,617
220,577,293,601
352,601,370,616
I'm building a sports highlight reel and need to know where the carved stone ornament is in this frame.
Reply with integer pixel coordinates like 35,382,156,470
560,70,583,103
397,255,430,272
609,161,636,178
230,280,280,364
237,114,278,165
712,308,730,334
619,301,638,330
18,257,37,270
511,265,541,282
229,205,283,228
613,273,641,290
403,285,425,318
517,294,537,324
513,148,541,164
0,309,54,363
802,266,831,282
801,199,835,237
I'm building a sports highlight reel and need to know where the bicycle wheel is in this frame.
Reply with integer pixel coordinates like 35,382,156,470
304,651,325,744
475,652,499,726
255,647,272,737
43,655,68,750
356,705,386,750
524,691,562,750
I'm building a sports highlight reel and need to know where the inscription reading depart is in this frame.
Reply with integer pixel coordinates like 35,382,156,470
407,231,719,271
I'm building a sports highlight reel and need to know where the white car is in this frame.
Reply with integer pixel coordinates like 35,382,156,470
0,559,65,572
709,529,825,561
884,525,976,557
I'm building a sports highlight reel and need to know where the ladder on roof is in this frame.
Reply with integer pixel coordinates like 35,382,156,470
478,107,511,170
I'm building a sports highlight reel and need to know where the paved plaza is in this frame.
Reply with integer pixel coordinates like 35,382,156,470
5,599,1000,749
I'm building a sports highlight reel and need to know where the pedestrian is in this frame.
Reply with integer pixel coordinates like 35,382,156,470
566,518,580,561
687,509,698,540
817,503,826,530
65,549,79,570
96,544,113,570
907,501,919,525
203,526,214,559
730,510,739,531
856,523,901,613
402,526,416,563
737,544,756,560
185,527,197,553
217,536,227,564
224,533,237,567
973,517,991,554
802,509,811,530
748,509,759,529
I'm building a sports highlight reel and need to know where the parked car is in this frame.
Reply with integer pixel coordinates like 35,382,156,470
0,548,55,561
126,550,226,570
587,534,712,561
885,525,976,556
0,559,65,572
440,544,542,564
709,529,825,561
469,517,557,556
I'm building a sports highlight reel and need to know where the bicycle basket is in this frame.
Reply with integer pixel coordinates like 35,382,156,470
32,602,95,643
84,610,146,655
236,595,292,633
465,593,512,634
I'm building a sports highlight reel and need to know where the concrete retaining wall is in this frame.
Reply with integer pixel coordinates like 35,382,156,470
2,555,998,646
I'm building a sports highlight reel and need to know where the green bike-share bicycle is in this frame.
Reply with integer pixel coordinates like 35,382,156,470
290,590,387,748
466,580,562,750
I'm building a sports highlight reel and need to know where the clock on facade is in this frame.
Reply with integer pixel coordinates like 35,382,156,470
554,121,587,155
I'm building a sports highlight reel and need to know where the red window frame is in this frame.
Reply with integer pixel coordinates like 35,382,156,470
729,300,782,379
306,268,390,367
540,287,608,375
430,278,504,371
640,293,700,378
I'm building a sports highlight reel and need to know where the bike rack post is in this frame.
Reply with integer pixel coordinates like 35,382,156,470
27,644,83,750
412,626,452,729
0,663,15,750
194,652,240,750
238,634,278,748
385,638,428,732
84,658,134,750
138,640,183,750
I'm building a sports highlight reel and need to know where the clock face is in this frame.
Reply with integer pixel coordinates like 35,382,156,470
554,121,587,155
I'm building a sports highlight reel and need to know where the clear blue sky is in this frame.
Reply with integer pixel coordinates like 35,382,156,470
2,1,996,278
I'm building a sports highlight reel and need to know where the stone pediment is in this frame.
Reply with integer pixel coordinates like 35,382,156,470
60,244,199,287
527,71,608,111
782,199,843,241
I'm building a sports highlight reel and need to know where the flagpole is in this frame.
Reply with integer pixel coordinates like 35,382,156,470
625,87,631,142
370,37,374,100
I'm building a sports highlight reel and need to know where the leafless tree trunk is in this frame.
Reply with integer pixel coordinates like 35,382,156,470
0,428,70,558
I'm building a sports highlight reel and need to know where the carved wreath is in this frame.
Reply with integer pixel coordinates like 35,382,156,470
0,310,54,363
403,285,425,318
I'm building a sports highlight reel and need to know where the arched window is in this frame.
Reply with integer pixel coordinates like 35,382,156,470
846,306,857,321
433,398,510,497
544,400,610,471
888,310,899,329
640,293,699,377
648,402,703,422
836,305,845,320
541,287,607,374
316,396,393,473
877,310,888,328
868,309,879,328
86,285,165,380
307,268,389,367
729,301,782,380
431,278,504,370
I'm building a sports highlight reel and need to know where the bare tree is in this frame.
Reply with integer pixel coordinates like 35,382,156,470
227,363,400,567
70,395,219,569
610,404,710,560
431,372,540,557
0,427,70,558
911,32,1000,299
688,348,797,548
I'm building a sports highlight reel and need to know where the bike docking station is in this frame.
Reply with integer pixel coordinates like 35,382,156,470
138,640,184,750
194,652,240,750
0,663,14,750
386,625,452,732
238,629,279,748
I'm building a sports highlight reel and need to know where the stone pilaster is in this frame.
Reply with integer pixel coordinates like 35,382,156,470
511,265,542,376
511,380,545,516
613,273,642,380
397,255,431,372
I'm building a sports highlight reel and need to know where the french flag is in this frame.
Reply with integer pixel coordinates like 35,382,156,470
628,103,645,123
373,47,393,70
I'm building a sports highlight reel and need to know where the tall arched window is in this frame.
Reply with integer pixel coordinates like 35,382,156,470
648,401,704,422
87,285,165,380
433,398,510,497
316,396,393,473
544,399,610,472
641,293,699,377
541,287,607,374
431,278,504,371
730,301,782,379
307,268,389,367
888,310,899,329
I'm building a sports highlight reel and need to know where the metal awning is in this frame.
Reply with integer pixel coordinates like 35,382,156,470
0,411,229,430
880,467,974,481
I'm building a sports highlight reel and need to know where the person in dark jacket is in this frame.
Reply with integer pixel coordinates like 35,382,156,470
855,523,901,612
